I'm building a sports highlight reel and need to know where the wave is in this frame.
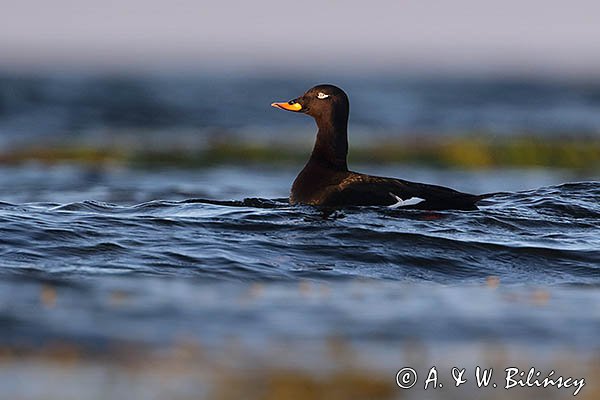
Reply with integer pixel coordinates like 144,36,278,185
0,182,597,285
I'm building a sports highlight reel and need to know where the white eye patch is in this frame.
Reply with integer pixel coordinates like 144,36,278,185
317,92,330,99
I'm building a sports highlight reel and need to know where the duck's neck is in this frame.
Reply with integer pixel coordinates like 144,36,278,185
309,111,349,171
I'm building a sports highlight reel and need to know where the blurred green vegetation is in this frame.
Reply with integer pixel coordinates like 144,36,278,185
1,134,599,171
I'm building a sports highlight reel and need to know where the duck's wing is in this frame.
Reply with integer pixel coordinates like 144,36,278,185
324,173,483,210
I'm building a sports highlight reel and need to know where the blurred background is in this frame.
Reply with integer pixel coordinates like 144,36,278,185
0,0,599,179
0,2,599,400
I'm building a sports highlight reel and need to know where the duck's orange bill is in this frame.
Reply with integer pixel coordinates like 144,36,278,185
271,102,302,112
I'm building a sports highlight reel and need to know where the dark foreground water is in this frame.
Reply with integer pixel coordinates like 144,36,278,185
0,165,599,399
2,172,599,285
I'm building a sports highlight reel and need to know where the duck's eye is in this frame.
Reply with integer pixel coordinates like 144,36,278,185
317,92,330,99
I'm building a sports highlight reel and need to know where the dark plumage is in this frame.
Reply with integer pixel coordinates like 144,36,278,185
271,84,487,210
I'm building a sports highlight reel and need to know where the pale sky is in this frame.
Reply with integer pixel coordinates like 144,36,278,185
1,0,600,76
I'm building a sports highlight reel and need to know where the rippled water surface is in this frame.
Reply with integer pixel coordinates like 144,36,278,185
1,72,599,398
3,182,599,284
0,164,598,400
0,164,598,352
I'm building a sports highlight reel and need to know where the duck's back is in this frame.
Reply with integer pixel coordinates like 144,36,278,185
291,167,483,210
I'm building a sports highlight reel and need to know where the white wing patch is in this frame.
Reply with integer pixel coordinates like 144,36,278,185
388,193,425,208
317,92,330,99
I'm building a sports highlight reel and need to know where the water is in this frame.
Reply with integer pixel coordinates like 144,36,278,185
2,74,600,145
0,73,599,398
3,180,599,284
0,165,598,349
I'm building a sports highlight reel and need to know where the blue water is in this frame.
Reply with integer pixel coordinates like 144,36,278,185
0,74,599,399
0,164,598,355
2,74,600,145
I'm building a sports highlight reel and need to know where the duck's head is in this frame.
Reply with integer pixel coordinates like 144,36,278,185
271,84,349,121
